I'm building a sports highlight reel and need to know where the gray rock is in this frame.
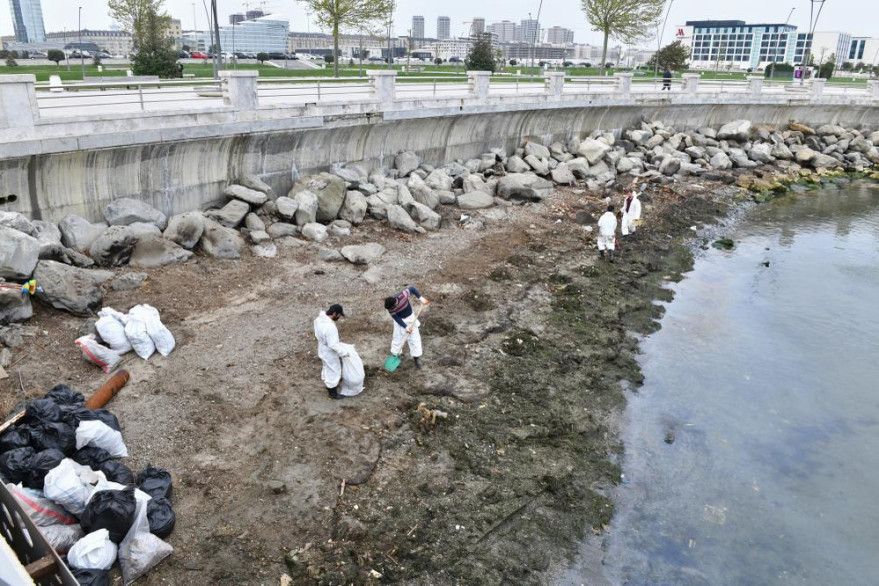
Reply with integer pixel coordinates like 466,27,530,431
616,157,637,173
795,147,817,164
717,120,752,142
709,151,733,170
408,174,440,210
224,184,268,206
0,289,32,324
34,260,113,316
436,190,457,205
32,220,62,246
524,141,551,159
0,212,36,236
206,199,250,228
457,191,495,210
301,223,329,243
506,155,531,174
88,225,139,267
328,220,351,237
37,242,95,268
110,272,148,291
646,135,665,149
849,137,872,153
425,169,453,192
748,143,774,163
199,218,245,259
551,164,575,185
0,227,41,280
567,158,590,179
626,129,652,145
387,205,419,232
317,247,343,262
464,158,483,173
247,230,272,245
59,215,108,254
770,143,794,160
275,196,301,222
577,138,611,164
395,151,421,177
266,222,299,239
658,157,681,176
339,191,368,225
462,174,488,194
130,236,195,268
811,153,842,169
524,155,549,175
497,174,554,202
103,198,168,230
252,243,278,258
410,201,441,230
291,173,347,222
868,131,879,146
340,243,386,264
245,213,266,232
331,165,364,183
239,174,274,198
163,211,204,250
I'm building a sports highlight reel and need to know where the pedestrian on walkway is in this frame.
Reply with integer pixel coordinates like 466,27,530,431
662,67,672,91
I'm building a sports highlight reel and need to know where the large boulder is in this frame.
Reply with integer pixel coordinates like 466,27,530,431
497,174,554,202
266,223,299,239
409,201,441,230
239,174,275,198
0,212,36,237
551,164,575,185
275,196,301,222
37,243,95,268
58,215,108,254
717,120,752,142
0,289,32,324
340,243,386,265
339,192,368,225
658,157,681,176
34,260,113,316
524,155,549,176
577,138,611,164
457,191,495,210
130,236,195,268
395,151,420,177
206,199,250,228
770,143,794,160
244,213,266,232
506,155,531,174
301,223,328,243
224,184,268,206
331,165,364,184
386,205,419,233
291,173,347,222
795,147,817,164
748,143,774,163
462,174,490,194
199,218,245,259
626,129,652,145
163,211,204,249
32,220,62,247
848,137,873,154
709,151,733,170
88,224,160,267
524,141,551,159
811,153,842,169
0,227,41,280
567,158,590,179
425,169,453,192
407,174,440,210
103,198,168,230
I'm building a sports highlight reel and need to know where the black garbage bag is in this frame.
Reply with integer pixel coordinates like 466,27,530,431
29,421,76,455
72,446,113,468
46,385,85,407
136,465,173,501
24,398,62,424
22,448,65,489
0,427,32,454
146,496,176,538
0,446,35,484
63,407,121,432
81,486,137,544
100,460,135,485
70,568,110,586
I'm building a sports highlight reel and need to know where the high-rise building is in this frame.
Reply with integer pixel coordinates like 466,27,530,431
472,18,485,36
9,0,46,43
412,15,425,39
230,13,245,25
437,16,450,40
519,19,540,44
488,20,517,43
545,26,574,44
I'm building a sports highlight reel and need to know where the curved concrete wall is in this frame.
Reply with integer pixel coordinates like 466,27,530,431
3,101,878,222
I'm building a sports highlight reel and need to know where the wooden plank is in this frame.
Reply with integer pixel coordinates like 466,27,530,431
25,555,56,579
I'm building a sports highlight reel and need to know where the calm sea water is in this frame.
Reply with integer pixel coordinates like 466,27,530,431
564,182,879,585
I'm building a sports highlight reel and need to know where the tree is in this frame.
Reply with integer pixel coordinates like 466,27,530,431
840,61,853,71
110,0,179,77
465,34,496,72
818,54,835,79
763,63,794,78
257,52,269,64
93,54,102,67
299,0,394,77
5,55,18,68
47,49,65,67
434,57,442,66
645,40,689,71
581,0,664,76
323,53,334,64
509,58,518,66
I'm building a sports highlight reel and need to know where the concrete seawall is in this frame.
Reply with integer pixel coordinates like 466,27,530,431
3,100,878,222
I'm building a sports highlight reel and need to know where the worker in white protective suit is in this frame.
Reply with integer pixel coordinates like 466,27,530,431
313,304,349,400
621,187,642,237
597,204,618,263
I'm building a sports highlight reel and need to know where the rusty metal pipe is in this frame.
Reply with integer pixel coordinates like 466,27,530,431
84,370,131,409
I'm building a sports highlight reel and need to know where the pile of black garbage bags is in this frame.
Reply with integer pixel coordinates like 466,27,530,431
0,385,175,585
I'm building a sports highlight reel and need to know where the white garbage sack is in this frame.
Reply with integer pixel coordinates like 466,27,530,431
6,483,77,526
67,528,118,570
98,307,128,325
124,315,155,360
129,304,175,357
43,459,107,517
96,314,132,354
119,488,173,585
76,420,128,458
75,335,123,374
41,523,85,554
338,343,365,397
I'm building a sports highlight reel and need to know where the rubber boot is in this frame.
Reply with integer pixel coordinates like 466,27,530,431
327,386,341,400
413,357,424,369
609,250,615,263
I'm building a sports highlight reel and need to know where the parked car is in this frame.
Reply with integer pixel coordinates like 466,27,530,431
267,52,286,60
95,52,112,59
449,56,462,63
190,51,208,59
286,54,299,60
178,50,190,58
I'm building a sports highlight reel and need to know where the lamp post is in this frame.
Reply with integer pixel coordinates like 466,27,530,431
800,0,827,85
654,0,674,80
770,7,795,81
78,7,85,79
64,27,70,71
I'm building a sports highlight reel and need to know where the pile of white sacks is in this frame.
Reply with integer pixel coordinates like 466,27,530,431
76,304,175,373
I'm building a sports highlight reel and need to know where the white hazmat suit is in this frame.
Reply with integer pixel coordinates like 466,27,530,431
597,211,618,251
313,312,347,389
621,192,642,236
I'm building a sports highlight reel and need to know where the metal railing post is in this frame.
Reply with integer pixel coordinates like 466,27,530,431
0,74,39,129
138,84,145,110
219,70,259,111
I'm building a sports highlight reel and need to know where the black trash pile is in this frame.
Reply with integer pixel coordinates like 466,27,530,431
0,384,176,584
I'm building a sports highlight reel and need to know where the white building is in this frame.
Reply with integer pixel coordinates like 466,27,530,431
847,37,879,67
571,43,622,65
437,16,450,40
187,14,289,54
488,21,517,44
545,26,574,45
472,18,485,35
412,16,425,40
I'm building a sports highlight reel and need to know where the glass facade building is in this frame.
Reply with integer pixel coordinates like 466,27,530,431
9,0,46,43
683,20,795,70
189,15,289,54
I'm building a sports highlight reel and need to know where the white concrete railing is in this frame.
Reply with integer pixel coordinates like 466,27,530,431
2,70,879,132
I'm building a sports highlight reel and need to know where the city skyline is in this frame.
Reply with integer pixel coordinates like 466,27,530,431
2,0,878,49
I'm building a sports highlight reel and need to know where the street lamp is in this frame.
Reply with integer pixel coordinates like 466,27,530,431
78,6,85,79
799,0,827,85
770,7,795,81
654,0,674,80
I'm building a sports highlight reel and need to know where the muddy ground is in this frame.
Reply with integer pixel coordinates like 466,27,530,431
2,179,740,585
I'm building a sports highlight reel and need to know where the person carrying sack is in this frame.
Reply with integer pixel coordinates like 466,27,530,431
313,304,349,399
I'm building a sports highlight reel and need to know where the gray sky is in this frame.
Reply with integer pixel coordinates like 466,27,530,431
2,0,877,47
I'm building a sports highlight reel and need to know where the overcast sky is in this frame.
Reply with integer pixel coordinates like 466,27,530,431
2,0,876,47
